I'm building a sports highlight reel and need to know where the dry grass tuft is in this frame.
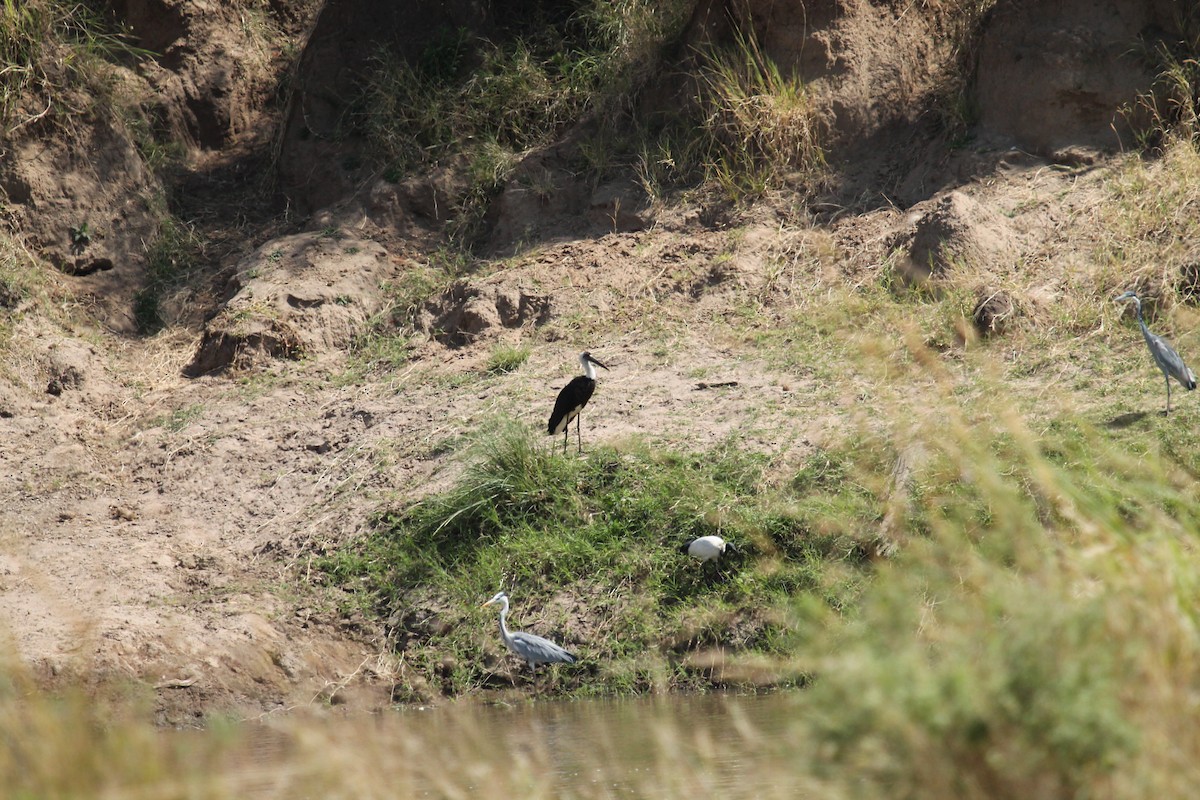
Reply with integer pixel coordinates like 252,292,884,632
697,27,828,202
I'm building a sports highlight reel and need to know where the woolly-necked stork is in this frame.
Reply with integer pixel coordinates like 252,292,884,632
547,351,608,453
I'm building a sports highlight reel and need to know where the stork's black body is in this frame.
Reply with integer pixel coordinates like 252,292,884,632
548,375,596,435
548,352,607,453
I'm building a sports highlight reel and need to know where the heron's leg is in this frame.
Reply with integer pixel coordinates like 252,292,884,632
1167,375,1173,415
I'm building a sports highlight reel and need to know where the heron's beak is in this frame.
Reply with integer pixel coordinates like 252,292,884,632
480,600,495,608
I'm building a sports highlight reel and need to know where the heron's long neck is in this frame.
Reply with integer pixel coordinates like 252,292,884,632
1132,298,1153,339
497,601,513,647
581,357,597,381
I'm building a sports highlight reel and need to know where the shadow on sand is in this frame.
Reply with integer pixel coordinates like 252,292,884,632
1104,411,1150,429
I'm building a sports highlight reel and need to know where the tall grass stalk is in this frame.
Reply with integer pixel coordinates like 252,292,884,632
0,664,239,798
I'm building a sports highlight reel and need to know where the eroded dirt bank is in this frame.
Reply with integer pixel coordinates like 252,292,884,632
0,0,1185,722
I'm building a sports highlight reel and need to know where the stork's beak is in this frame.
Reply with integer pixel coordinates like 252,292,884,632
588,355,609,370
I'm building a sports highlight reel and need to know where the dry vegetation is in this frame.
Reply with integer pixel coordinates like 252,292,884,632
7,0,1200,798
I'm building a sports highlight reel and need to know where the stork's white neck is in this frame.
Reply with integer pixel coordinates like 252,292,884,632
581,355,597,380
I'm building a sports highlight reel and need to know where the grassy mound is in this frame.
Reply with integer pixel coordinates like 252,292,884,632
319,426,881,697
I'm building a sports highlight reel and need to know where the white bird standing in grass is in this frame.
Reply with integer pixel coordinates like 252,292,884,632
547,351,608,454
682,535,736,563
481,591,577,671
1115,291,1196,414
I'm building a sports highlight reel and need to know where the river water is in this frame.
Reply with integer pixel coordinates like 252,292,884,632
230,692,815,799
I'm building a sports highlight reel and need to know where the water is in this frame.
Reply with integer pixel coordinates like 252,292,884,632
230,692,812,799
399,693,802,797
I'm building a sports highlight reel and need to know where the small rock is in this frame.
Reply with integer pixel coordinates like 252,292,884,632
109,504,138,522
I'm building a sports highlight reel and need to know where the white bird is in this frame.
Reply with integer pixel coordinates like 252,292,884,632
481,591,577,670
681,535,736,563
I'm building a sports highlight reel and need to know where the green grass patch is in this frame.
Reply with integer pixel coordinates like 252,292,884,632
133,212,208,334
794,403,1200,798
338,257,465,383
317,426,881,696
697,26,827,202
145,403,204,433
484,343,530,375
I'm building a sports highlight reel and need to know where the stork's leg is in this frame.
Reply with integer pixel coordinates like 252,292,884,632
576,413,583,454
562,428,569,454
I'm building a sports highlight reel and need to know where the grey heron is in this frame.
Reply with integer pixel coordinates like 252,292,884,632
481,591,577,671
1115,291,1196,414
681,535,736,563
547,352,608,453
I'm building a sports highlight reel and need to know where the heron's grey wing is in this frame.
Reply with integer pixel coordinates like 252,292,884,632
1146,333,1197,388
510,631,577,664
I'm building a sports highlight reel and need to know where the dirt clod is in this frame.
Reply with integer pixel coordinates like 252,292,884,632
972,289,1017,337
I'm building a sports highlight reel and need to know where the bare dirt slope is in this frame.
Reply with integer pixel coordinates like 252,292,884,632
0,0,1181,722
0,156,1116,722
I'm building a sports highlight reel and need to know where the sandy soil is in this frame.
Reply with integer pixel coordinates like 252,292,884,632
0,0,1172,723
0,146,1114,724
